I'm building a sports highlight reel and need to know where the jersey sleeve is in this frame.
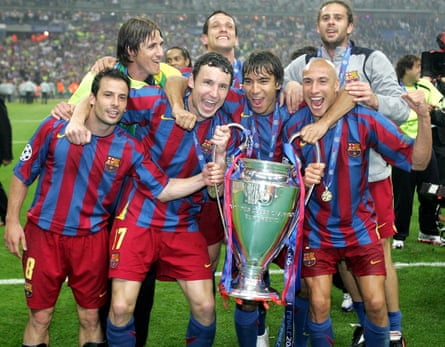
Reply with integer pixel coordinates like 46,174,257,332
130,141,169,200
362,109,414,171
14,116,61,185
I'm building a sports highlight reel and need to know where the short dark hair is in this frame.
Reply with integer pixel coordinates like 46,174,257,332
166,46,192,67
243,50,284,86
437,32,445,50
91,68,130,96
202,10,238,36
318,0,354,25
116,17,163,66
192,52,234,85
396,54,420,81
290,46,318,62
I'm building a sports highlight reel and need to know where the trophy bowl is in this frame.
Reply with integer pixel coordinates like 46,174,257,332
227,158,299,301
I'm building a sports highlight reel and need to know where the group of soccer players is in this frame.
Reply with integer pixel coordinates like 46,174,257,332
4,2,440,347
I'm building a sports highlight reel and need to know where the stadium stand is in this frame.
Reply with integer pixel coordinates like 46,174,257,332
0,1,443,98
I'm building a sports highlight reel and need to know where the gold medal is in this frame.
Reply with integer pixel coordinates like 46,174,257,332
321,188,333,202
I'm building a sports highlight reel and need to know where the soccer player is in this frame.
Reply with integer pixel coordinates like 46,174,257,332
283,1,410,345
283,58,432,347
4,68,225,347
166,49,355,347
66,52,233,347
165,51,288,347
166,46,193,76
50,17,182,347
202,10,242,87
52,17,181,119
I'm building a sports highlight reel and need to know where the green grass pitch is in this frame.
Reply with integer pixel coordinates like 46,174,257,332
0,99,444,346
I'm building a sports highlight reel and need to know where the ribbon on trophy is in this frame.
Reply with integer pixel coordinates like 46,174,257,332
218,123,253,301
275,134,320,347
218,124,307,308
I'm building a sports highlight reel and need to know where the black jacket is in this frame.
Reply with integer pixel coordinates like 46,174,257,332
0,98,12,163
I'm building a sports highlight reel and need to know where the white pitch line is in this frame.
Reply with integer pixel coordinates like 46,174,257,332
1,262,445,285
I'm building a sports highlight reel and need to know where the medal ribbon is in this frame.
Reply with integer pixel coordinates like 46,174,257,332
247,101,280,160
219,153,246,298
317,45,351,200
274,143,306,347
183,96,208,171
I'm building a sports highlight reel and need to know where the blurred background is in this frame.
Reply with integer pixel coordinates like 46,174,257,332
0,0,444,100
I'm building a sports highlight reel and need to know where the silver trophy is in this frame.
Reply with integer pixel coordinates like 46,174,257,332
217,128,320,302
227,158,300,301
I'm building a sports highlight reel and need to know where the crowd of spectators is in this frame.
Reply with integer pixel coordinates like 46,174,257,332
0,3,443,101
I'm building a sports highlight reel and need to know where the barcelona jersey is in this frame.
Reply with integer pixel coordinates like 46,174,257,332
222,88,290,161
283,105,414,248
114,86,230,232
14,116,168,236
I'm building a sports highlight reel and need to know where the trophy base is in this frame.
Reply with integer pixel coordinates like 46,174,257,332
228,286,280,302
228,271,280,302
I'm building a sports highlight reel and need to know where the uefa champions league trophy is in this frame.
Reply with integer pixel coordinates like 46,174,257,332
217,125,319,302
227,158,300,301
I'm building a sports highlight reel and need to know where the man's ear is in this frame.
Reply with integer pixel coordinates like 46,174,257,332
188,74,194,89
346,23,354,36
127,47,136,62
89,93,96,107
201,34,208,47
335,79,340,93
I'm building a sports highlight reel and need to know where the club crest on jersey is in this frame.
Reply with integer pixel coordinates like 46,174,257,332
110,252,120,269
303,249,316,267
345,70,360,83
201,139,213,155
24,281,33,298
105,156,121,172
347,143,361,157
20,144,32,161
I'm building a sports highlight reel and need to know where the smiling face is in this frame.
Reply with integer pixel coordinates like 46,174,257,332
127,30,164,80
201,12,238,54
317,2,353,50
302,58,340,119
187,64,231,121
243,67,281,115
166,48,190,69
89,76,128,133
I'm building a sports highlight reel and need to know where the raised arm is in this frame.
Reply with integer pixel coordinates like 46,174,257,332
91,56,118,74
164,75,197,130
64,97,92,145
402,90,432,170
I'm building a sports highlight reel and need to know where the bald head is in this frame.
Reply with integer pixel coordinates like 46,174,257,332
302,58,340,119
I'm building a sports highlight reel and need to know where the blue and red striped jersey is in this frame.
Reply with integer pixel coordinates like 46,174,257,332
283,105,414,248
222,88,290,161
14,116,169,236
115,86,230,232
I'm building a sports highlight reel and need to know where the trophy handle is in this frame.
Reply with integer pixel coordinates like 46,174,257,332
211,123,252,242
211,122,252,162
288,132,321,205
